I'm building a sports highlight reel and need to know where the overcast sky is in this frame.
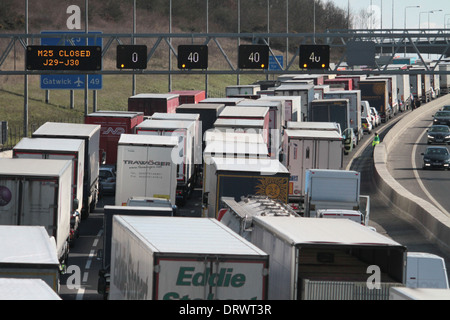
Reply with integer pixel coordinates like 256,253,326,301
328,0,450,29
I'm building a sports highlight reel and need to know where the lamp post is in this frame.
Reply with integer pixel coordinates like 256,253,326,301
404,6,420,56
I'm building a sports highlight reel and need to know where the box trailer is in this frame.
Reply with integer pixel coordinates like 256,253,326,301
109,216,269,300
204,130,265,147
309,99,350,139
169,90,205,104
359,79,392,122
303,169,363,218
128,93,180,115
281,129,343,204
0,278,61,300
367,75,399,115
226,84,261,97
12,137,85,244
84,110,144,166
97,204,174,299
274,84,315,122
32,122,100,219
324,90,362,142
439,63,450,94
0,159,73,267
258,95,301,126
115,134,178,206
324,78,353,90
251,216,407,300
149,112,202,166
176,103,225,154
286,121,341,134
200,97,245,106
202,156,289,218
135,119,197,204
0,225,60,293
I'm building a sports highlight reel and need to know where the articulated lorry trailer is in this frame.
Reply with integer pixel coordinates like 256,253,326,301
109,216,269,300
251,216,406,300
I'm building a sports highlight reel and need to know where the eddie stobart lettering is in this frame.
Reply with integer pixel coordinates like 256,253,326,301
123,159,171,166
162,266,257,300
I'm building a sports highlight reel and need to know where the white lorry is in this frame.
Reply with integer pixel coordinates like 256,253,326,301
303,169,370,224
32,122,100,219
0,225,60,293
406,252,449,289
12,137,85,244
274,83,315,121
0,158,72,268
115,134,179,206
281,129,343,208
135,119,197,205
109,215,269,300
202,157,290,219
250,216,407,300
323,90,363,143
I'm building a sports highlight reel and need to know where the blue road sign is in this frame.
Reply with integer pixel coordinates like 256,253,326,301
40,31,102,90
269,55,284,71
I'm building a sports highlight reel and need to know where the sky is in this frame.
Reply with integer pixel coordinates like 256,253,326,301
328,0,450,29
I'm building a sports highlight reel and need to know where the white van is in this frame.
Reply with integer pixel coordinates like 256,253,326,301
361,101,375,128
407,252,449,289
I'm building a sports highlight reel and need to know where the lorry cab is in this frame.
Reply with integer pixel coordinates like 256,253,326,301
406,252,449,289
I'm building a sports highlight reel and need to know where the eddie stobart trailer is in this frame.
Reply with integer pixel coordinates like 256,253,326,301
32,122,101,219
109,216,269,300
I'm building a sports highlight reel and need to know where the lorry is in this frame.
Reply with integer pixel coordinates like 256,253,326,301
406,252,449,289
274,83,315,121
303,169,370,222
0,158,73,268
324,90,363,143
115,134,178,206
359,79,392,122
324,78,353,90
250,216,407,300
395,74,411,111
202,156,290,218
12,137,85,244
237,100,284,157
439,63,450,95
409,73,423,107
135,119,197,204
97,203,175,299
169,90,205,104
219,195,300,241
213,118,269,147
128,93,180,115
308,99,355,153
281,130,343,208
0,279,61,300
0,225,60,293
203,140,269,166
175,103,225,154
389,287,450,300
226,84,261,97
32,122,101,219
109,215,269,300
367,75,399,115
259,95,301,126
84,110,144,166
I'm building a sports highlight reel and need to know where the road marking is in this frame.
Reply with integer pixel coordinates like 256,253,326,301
411,129,450,217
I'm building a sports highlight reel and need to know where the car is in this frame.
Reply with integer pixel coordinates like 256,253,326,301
361,117,372,134
433,111,450,126
370,107,381,127
427,125,450,145
441,105,450,111
99,165,116,195
421,146,450,170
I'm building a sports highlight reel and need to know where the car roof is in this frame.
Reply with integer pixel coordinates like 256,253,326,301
426,146,449,150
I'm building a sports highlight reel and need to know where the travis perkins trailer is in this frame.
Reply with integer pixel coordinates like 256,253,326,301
109,216,269,300
250,216,406,300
